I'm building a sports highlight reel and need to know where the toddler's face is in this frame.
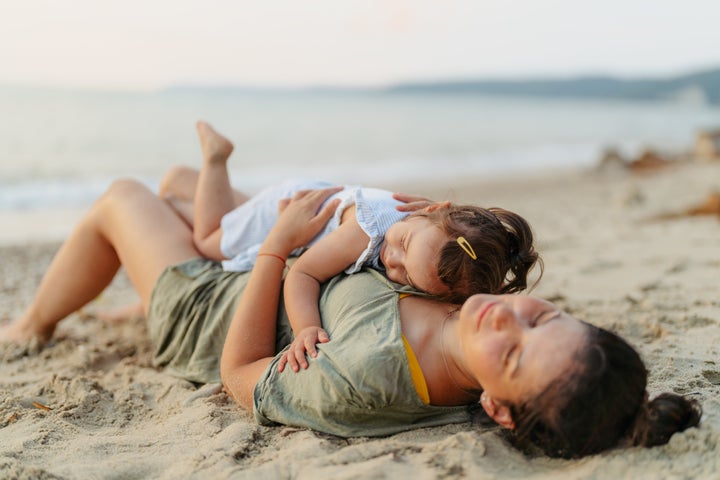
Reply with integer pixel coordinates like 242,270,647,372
380,216,450,295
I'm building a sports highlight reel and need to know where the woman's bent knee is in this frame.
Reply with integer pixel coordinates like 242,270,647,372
159,165,197,199
103,178,150,200
95,179,155,216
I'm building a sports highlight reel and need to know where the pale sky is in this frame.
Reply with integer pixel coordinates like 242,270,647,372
2,0,720,91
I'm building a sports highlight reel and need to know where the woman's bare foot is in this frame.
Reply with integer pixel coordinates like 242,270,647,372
0,316,53,345
94,302,145,324
196,121,234,165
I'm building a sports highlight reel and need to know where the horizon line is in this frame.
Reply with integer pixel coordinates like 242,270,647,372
2,64,720,95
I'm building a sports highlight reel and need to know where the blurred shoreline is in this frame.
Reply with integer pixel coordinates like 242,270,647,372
0,164,583,247
4,85,719,213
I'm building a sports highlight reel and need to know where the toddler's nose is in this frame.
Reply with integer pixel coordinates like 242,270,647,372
384,247,399,267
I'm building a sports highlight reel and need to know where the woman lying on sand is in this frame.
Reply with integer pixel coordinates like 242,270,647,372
0,176,701,459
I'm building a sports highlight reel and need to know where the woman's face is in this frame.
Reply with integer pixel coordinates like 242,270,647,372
459,294,588,407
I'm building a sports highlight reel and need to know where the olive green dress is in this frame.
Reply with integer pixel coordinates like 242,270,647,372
147,258,472,437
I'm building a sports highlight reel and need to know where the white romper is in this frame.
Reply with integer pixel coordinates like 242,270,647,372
220,179,408,273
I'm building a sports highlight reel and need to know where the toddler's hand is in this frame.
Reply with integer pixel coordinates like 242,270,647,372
277,326,330,373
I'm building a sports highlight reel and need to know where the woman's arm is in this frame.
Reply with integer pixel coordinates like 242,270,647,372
220,187,342,409
280,215,370,372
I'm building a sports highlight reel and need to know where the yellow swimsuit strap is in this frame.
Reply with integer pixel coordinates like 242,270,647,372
398,292,430,404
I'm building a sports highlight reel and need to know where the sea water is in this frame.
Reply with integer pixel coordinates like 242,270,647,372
2,85,720,212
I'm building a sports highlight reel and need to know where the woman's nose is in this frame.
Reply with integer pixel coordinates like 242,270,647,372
491,304,518,332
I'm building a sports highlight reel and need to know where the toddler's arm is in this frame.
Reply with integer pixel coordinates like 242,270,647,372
279,213,370,373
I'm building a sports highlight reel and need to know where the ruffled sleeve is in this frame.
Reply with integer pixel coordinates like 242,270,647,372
345,188,408,274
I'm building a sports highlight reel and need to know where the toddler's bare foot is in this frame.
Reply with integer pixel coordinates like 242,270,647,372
196,121,234,165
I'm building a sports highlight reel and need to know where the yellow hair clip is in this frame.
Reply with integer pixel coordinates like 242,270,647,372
457,236,477,260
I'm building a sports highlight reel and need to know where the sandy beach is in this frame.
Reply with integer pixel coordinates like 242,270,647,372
2,161,720,479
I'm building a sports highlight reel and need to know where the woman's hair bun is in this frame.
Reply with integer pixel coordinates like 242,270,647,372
629,393,702,447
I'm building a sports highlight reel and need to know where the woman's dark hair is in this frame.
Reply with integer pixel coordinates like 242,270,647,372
417,204,543,303
508,323,702,459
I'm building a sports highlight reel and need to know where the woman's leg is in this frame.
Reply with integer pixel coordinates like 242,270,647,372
96,162,252,324
158,165,202,227
97,167,218,324
158,165,250,230
1,179,200,343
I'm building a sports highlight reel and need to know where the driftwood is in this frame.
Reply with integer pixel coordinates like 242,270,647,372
597,148,679,174
644,191,720,222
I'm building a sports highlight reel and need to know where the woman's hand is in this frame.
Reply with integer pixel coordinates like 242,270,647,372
393,192,449,213
263,187,343,257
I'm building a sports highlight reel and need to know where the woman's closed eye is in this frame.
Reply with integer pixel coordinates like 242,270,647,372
508,311,559,376
505,344,518,368
532,310,560,327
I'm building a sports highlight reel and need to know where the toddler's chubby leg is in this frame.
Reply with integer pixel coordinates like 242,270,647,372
193,121,238,259
197,120,234,167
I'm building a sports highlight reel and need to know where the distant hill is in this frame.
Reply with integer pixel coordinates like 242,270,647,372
163,67,720,105
386,68,720,105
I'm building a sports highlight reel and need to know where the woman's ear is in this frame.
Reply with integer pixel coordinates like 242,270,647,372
480,392,516,430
